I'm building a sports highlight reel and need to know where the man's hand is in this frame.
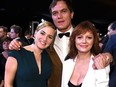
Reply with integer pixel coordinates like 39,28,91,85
9,39,22,50
102,52,113,65
92,53,112,70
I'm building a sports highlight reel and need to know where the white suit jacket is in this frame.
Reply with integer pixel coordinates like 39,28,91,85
61,55,110,87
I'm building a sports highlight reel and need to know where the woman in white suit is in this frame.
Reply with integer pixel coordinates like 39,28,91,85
61,21,110,87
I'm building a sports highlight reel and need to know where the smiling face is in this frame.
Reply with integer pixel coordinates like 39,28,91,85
75,31,94,54
68,21,101,58
34,26,55,50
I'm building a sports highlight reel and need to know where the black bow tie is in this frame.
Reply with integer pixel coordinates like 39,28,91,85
58,32,70,38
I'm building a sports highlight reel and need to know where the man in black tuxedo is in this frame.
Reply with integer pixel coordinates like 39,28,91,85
103,34,116,87
22,30,34,45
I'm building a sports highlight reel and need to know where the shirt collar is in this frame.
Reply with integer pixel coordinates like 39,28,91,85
56,26,74,36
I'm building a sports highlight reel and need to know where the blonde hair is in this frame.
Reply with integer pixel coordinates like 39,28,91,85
34,19,56,47
35,19,56,31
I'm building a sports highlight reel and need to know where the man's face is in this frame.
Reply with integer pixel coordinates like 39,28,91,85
51,1,74,32
107,25,116,36
10,29,18,39
0,28,6,38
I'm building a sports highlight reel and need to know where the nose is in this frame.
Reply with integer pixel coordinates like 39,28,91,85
43,36,47,41
82,38,86,43
57,13,62,18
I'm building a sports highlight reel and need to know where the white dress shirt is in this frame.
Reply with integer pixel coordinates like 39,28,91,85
54,27,74,63
61,55,110,87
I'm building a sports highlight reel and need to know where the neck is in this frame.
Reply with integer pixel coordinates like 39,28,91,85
77,52,91,60
31,44,42,55
1,35,7,40
58,25,72,32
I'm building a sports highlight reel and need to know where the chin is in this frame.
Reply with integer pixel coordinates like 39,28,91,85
39,46,47,50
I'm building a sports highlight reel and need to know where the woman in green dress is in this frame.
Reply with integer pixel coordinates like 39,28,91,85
4,19,56,87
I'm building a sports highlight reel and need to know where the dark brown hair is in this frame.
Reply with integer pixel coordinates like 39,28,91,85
49,0,73,14
0,26,8,32
10,24,22,37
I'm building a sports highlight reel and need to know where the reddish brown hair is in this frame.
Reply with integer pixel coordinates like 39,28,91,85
67,21,101,59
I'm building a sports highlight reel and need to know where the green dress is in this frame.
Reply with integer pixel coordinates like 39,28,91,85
8,48,52,87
